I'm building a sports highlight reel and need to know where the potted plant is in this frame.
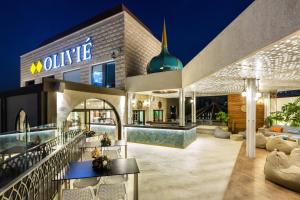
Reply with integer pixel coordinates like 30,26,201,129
264,115,274,128
270,97,300,127
215,111,229,125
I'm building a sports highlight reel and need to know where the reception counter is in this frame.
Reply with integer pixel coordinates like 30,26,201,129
124,124,197,148
90,124,116,139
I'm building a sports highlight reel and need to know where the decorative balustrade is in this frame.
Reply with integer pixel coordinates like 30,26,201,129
0,129,85,200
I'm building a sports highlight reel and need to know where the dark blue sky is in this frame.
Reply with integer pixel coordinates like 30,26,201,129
0,0,253,92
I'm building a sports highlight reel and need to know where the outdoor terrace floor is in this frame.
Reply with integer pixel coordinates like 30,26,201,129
224,143,300,200
125,134,242,200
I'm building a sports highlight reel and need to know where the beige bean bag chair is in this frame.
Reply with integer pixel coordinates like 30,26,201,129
266,137,299,154
256,133,267,149
290,148,300,167
264,148,300,192
238,131,246,139
230,134,244,141
214,127,230,139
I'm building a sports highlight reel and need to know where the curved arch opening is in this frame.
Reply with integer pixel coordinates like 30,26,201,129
66,98,122,140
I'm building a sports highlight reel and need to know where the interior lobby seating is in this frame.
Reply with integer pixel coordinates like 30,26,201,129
264,148,300,193
256,133,267,149
230,134,244,141
214,127,231,139
266,137,299,154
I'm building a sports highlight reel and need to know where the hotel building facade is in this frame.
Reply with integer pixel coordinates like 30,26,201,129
0,5,189,145
2,1,300,199
1,0,299,153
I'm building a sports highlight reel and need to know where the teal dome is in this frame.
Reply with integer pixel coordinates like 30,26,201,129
147,20,183,74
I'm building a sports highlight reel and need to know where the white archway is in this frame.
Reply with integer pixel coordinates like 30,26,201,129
56,89,126,139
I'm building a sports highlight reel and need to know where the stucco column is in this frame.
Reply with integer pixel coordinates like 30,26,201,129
179,88,185,126
148,96,153,122
263,92,271,119
192,92,197,124
127,93,133,124
246,78,257,158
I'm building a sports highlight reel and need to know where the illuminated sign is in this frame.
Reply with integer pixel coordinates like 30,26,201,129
30,37,92,75
30,60,43,75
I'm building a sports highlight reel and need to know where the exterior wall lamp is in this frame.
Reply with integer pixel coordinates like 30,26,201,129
255,79,262,101
241,78,262,101
241,79,247,97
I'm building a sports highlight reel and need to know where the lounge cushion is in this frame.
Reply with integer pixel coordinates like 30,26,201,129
238,131,246,139
290,148,300,167
256,133,267,149
266,137,299,154
264,149,300,192
271,126,283,133
230,134,244,141
214,127,230,139
287,127,300,134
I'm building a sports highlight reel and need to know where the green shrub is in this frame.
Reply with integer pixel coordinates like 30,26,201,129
215,111,228,124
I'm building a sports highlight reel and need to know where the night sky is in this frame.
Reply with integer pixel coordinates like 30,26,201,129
0,0,253,92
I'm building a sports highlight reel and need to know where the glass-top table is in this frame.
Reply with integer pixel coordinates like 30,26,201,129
54,158,139,200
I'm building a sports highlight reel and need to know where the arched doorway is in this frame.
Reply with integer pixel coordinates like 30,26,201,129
66,98,122,139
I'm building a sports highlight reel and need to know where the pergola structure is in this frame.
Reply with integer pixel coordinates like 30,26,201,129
127,0,300,158
183,0,300,158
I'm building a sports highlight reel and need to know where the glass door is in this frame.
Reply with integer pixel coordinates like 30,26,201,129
132,110,145,125
153,110,163,122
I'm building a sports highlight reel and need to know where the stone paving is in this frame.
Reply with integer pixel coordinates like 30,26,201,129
124,134,242,200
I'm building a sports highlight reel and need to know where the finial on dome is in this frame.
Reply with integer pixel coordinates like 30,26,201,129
162,18,168,50
146,18,183,74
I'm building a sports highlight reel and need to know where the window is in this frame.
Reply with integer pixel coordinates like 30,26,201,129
25,80,35,86
63,69,80,83
105,62,115,88
91,62,115,88
91,65,103,86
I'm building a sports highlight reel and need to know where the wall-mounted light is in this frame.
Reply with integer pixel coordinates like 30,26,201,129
255,79,262,101
241,79,247,97
190,99,194,104
241,79,262,101
111,47,123,59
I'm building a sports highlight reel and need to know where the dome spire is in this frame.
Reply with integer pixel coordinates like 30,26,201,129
162,18,168,50
146,18,183,74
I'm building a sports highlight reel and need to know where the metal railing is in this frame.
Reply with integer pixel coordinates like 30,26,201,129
0,129,85,200
0,137,59,188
